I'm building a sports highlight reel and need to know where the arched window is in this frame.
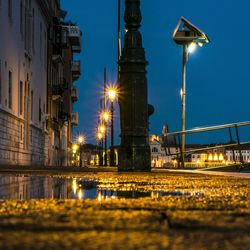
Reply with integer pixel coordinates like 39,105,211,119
152,147,158,153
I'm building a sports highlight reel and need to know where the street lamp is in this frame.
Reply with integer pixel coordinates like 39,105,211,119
98,123,107,165
72,144,79,166
96,129,104,167
173,16,209,167
106,85,118,166
77,135,86,167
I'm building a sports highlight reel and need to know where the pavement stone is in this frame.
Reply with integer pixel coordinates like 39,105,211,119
0,171,249,249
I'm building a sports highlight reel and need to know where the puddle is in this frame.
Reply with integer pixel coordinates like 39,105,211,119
0,175,204,200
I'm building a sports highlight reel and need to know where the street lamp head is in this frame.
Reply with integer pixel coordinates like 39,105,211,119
187,42,197,53
77,135,85,145
98,124,106,134
97,132,103,141
173,16,210,46
106,85,118,102
100,110,110,123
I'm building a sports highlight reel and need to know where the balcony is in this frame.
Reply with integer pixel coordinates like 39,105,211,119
52,84,64,101
63,25,82,53
71,112,79,126
72,60,81,81
71,87,78,102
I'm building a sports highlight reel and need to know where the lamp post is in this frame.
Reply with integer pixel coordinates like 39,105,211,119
77,135,85,167
97,131,104,166
100,110,110,166
173,16,209,167
98,123,107,166
106,86,118,166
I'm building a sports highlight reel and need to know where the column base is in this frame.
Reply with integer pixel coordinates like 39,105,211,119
118,145,151,172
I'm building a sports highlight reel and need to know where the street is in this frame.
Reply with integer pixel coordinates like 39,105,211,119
0,170,249,249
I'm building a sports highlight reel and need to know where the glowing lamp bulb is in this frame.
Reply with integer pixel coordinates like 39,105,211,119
188,42,197,53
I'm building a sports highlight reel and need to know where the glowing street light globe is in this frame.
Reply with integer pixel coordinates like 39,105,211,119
77,135,85,145
98,125,106,134
107,86,118,102
97,132,103,141
100,110,110,122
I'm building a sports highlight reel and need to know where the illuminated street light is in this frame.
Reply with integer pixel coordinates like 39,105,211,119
77,134,86,167
97,132,103,141
187,42,197,53
100,110,110,123
98,123,107,165
77,135,85,145
106,85,119,166
98,124,106,134
173,16,209,167
107,85,118,102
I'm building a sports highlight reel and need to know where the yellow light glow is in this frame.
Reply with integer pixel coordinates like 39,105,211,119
72,144,78,153
78,189,83,200
106,85,118,102
151,134,157,141
208,154,213,161
72,179,77,194
100,110,110,122
188,42,197,53
97,132,103,140
214,153,218,161
77,135,85,144
219,153,224,161
98,125,106,134
97,191,102,202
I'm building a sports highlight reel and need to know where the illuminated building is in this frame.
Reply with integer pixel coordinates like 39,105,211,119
0,1,81,166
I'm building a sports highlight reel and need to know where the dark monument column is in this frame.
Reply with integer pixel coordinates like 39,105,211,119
118,0,151,171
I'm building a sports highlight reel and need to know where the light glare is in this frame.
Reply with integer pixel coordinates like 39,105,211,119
188,42,197,53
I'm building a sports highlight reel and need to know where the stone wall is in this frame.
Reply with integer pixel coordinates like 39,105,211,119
0,109,48,166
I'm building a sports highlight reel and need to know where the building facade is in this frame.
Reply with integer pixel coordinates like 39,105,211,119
149,135,178,168
0,0,81,166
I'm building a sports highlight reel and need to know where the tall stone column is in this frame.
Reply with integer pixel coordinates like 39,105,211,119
118,0,151,171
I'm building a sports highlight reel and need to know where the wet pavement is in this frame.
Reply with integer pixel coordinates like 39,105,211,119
0,171,249,249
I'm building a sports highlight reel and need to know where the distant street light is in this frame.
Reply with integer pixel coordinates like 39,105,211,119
98,123,107,165
173,16,209,167
106,85,118,166
100,110,110,123
77,134,86,167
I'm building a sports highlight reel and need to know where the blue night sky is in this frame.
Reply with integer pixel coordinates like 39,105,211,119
61,0,250,145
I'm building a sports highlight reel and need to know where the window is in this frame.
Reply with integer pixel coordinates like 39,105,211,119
8,71,12,109
19,81,23,115
152,147,158,153
8,0,12,20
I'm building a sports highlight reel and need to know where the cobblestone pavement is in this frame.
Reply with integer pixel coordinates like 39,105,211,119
0,172,249,249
